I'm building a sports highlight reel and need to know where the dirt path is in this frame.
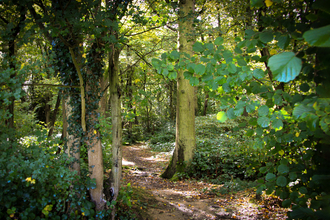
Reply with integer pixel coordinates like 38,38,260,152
121,144,288,220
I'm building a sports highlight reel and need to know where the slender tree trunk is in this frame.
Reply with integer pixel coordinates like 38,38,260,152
64,97,81,175
109,47,122,219
203,92,209,116
162,0,196,179
48,91,61,137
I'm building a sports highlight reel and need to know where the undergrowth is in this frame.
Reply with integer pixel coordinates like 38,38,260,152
149,114,272,189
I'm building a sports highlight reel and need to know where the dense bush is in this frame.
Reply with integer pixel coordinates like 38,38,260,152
187,115,271,183
0,130,96,219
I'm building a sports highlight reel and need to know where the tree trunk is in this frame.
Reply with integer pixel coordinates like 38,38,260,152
64,97,81,175
48,91,61,137
162,0,196,179
109,47,122,219
203,92,209,116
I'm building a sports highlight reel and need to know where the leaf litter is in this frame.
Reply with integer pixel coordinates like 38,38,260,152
120,144,288,219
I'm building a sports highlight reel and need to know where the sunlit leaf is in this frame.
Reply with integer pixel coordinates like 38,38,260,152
193,42,204,53
215,37,224,46
303,25,330,47
268,52,302,82
258,105,269,116
194,64,206,75
272,119,283,129
257,116,270,127
253,69,265,79
217,111,227,122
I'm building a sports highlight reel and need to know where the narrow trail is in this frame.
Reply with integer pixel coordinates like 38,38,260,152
121,143,288,220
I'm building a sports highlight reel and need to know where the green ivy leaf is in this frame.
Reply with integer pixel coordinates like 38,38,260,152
257,116,271,127
276,176,287,187
303,25,330,47
268,52,302,82
217,111,227,122
259,31,273,43
266,173,276,181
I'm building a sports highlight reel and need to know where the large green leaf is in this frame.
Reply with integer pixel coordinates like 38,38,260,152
278,164,289,175
257,116,271,127
258,105,269,116
169,50,180,61
217,111,227,122
303,25,330,47
277,35,290,49
266,173,276,181
251,0,263,8
268,52,302,82
259,31,273,43
215,37,224,46
194,64,206,75
193,42,204,53
272,119,283,129
253,69,265,79
292,104,314,119
276,176,287,187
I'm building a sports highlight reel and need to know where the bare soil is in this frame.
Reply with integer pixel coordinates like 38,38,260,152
121,143,288,220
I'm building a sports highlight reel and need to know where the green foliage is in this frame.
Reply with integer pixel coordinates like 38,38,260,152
148,122,176,152
154,1,330,218
0,130,96,219
186,115,269,183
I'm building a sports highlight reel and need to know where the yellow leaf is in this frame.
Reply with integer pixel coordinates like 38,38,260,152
31,179,36,184
82,212,85,216
265,0,273,7
26,177,32,182
94,130,97,134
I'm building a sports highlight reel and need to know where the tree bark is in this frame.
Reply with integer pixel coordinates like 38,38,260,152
109,47,122,219
162,0,196,179
64,97,81,175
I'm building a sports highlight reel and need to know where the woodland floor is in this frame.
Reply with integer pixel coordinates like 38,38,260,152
120,143,289,220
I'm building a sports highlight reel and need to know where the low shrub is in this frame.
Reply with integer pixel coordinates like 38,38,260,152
0,130,96,219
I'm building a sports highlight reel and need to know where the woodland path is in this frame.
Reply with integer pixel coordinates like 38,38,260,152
121,143,288,220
